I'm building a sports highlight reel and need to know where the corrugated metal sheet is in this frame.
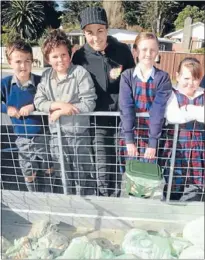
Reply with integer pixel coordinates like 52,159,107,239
155,52,205,81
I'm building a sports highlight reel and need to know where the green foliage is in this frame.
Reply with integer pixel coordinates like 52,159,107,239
1,26,21,46
60,0,102,28
38,28,53,48
122,2,142,26
191,47,205,54
2,1,45,40
174,5,205,29
136,1,184,36
1,26,39,46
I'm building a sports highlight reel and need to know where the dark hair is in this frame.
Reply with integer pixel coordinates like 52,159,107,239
5,39,33,61
178,57,202,80
42,29,72,61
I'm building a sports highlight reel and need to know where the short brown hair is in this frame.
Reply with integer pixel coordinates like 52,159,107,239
133,32,159,50
5,39,33,62
178,57,202,80
42,29,72,61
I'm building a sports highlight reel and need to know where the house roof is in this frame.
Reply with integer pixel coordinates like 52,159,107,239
67,30,83,36
164,22,205,38
67,28,173,43
67,28,139,36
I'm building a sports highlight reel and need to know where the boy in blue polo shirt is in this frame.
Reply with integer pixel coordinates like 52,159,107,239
1,39,53,192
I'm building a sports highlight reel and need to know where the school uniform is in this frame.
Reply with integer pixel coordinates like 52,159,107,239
119,65,172,171
1,74,52,191
163,87,205,200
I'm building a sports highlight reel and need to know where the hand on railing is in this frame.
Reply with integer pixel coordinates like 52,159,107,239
60,103,80,116
50,102,79,114
49,109,63,123
144,147,156,159
19,104,34,117
49,103,80,122
7,106,21,119
126,143,139,157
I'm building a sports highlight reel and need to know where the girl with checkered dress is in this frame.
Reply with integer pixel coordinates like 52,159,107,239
119,32,172,172
164,58,204,201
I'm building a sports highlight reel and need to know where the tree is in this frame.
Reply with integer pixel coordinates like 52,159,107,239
60,0,102,30
122,1,141,27
103,1,125,28
42,1,62,29
1,1,45,40
137,1,184,36
1,26,21,46
174,5,205,29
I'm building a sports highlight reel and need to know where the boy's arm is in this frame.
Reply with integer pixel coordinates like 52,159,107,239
34,74,53,113
119,71,135,144
1,103,7,113
19,104,34,116
149,73,172,148
1,79,7,113
1,78,20,118
165,92,198,124
72,68,96,112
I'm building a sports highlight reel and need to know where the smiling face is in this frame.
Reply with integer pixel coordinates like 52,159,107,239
136,39,159,67
9,50,32,82
176,66,200,97
84,24,108,51
47,44,71,76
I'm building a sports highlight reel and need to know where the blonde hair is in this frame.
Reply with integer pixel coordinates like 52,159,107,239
133,32,159,50
178,57,202,80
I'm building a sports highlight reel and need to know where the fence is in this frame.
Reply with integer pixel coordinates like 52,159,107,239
156,51,205,80
1,46,44,68
1,112,204,203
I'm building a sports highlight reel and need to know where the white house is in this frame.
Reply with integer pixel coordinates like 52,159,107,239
164,22,205,51
67,28,173,51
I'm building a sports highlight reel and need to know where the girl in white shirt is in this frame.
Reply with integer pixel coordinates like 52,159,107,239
163,57,204,201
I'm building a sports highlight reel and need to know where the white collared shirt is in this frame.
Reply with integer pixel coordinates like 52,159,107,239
165,86,204,124
11,74,34,89
133,64,155,82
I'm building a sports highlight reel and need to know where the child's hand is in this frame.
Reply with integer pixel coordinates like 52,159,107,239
126,143,139,157
19,104,34,117
144,147,156,159
49,109,62,123
61,103,79,116
7,106,20,119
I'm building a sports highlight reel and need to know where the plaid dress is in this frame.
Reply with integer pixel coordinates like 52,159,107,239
163,89,205,196
119,77,160,172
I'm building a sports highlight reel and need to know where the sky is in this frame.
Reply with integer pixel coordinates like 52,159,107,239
56,1,65,11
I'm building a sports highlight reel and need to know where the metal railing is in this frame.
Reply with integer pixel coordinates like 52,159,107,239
1,111,204,202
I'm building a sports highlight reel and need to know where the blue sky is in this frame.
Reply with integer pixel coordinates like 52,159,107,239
56,1,65,11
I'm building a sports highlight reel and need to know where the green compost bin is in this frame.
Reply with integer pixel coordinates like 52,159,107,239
125,160,163,198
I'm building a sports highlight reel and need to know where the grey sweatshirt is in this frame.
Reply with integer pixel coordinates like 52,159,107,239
34,64,96,135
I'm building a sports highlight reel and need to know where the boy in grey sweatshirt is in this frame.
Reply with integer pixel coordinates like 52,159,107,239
34,29,97,195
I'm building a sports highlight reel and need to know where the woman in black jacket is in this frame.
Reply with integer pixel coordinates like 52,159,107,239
72,7,135,196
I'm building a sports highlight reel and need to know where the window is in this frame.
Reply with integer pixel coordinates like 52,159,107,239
159,43,166,51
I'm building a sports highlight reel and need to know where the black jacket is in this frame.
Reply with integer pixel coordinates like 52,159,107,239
72,36,135,113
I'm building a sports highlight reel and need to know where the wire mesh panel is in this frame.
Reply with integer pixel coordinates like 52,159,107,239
162,121,205,202
1,113,55,193
1,112,204,202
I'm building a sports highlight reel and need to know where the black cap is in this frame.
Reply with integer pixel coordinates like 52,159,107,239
79,7,108,29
